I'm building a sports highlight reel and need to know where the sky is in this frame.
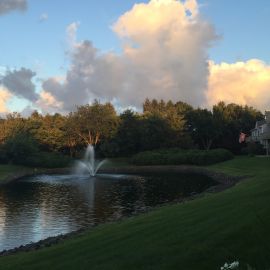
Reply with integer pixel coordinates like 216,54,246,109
0,0,270,115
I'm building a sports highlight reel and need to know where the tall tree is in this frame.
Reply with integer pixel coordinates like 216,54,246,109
186,108,219,150
212,102,263,152
70,101,119,146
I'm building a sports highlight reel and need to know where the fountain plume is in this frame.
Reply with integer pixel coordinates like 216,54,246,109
75,144,106,176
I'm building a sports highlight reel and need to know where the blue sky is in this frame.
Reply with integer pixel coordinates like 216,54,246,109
1,0,269,77
202,0,270,63
0,0,270,113
0,0,148,78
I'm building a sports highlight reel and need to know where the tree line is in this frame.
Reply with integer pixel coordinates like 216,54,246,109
0,99,263,162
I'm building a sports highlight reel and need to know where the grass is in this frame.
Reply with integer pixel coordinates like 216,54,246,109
0,156,270,269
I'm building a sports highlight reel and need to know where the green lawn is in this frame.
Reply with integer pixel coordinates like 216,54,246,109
0,156,270,269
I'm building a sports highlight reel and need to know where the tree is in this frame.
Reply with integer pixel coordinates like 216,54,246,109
69,101,119,146
212,102,263,153
63,114,81,157
186,108,219,150
139,114,172,151
142,99,192,149
0,112,26,145
3,131,39,164
113,110,141,156
26,112,67,152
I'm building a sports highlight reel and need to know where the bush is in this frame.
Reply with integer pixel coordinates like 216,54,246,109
241,142,265,156
22,152,72,168
0,147,8,164
0,131,72,168
132,148,234,166
2,132,39,164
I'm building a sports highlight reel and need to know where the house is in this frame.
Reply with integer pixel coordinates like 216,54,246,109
250,111,270,155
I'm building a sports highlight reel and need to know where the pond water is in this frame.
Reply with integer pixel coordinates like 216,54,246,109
0,173,216,251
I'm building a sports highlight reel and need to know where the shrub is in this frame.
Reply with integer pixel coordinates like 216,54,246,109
241,142,265,155
132,148,233,166
0,131,72,168
0,147,8,164
3,132,39,164
22,152,72,168
131,151,167,166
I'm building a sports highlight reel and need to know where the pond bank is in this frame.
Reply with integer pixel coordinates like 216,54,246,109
1,157,269,269
0,164,247,257
0,167,70,186
0,165,246,187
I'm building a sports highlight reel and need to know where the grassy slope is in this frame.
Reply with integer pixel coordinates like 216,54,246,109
0,157,270,269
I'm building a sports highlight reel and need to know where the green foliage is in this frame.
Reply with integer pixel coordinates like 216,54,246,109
29,112,67,152
186,108,219,150
68,101,119,146
212,102,263,153
241,142,265,156
2,131,39,164
22,152,72,168
139,115,172,151
0,99,264,158
0,129,72,168
132,148,234,166
101,110,141,157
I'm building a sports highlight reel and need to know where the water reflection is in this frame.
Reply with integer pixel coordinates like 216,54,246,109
0,173,216,251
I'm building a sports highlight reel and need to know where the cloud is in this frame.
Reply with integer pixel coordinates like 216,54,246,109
0,87,12,114
41,0,218,112
6,0,264,114
207,59,270,111
39,13,48,22
36,90,63,113
66,21,80,49
0,68,38,102
0,0,27,15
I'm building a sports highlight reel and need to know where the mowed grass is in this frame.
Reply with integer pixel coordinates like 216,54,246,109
0,157,270,269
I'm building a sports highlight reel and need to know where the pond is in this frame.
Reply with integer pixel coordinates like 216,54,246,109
0,173,216,251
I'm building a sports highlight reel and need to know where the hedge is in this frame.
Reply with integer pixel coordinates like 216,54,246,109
132,148,234,166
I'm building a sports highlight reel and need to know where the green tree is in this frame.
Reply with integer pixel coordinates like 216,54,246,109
3,131,39,164
212,102,263,153
139,114,172,151
114,110,141,156
186,108,219,150
142,99,191,149
70,101,119,146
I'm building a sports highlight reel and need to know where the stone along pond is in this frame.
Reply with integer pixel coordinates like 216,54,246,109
0,172,217,251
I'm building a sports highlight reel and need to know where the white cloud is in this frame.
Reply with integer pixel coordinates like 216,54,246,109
4,0,268,114
0,0,27,15
0,87,12,114
66,21,80,49
36,90,63,114
207,59,270,111
41,0,218,112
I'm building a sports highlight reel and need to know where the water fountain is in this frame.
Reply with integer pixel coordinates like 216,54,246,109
75,144,106,176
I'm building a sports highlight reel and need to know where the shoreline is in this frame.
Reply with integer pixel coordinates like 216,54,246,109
0,165,248,256
0,165,245,187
